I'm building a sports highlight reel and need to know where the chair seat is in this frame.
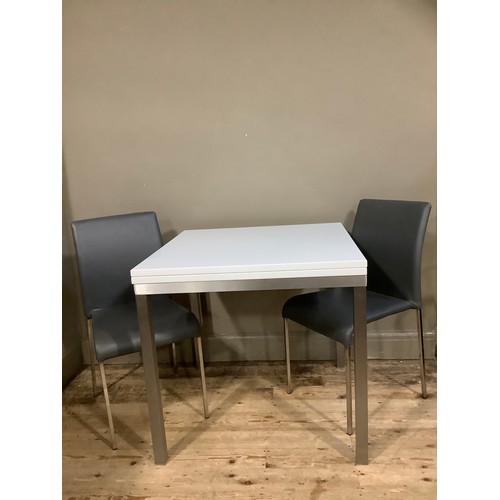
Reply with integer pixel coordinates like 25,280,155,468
282,288,413,347
91,295,200,363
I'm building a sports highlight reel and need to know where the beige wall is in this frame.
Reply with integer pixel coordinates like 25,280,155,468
63,0,436,362
63,162,85,384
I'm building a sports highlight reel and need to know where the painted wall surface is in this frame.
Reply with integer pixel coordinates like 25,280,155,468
62,165,84,384
63,0,436,362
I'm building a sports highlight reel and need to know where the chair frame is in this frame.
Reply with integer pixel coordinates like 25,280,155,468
86,314,209,450
283,306,428,434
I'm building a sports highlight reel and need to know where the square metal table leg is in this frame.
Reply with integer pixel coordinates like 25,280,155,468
353,286,368,465
136,294,168,464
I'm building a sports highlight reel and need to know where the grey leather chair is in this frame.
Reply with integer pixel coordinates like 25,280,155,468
282,199,431,434
72,212,209,449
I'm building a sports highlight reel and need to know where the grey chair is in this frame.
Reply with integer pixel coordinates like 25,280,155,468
282,199,431,434
72,212,209,449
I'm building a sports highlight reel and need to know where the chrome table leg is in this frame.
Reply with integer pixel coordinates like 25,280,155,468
136,294,168,464
353,286,368,465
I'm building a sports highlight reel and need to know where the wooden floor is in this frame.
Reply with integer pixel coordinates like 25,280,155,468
62,359,436,499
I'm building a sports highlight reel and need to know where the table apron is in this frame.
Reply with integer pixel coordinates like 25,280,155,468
133,274,367,295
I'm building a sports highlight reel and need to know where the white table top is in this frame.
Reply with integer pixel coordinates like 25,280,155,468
131,223,367,284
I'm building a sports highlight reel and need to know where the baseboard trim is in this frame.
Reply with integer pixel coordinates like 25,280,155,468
203,331,436,362
63,344,83,388
365,331,436,360
93,330,436,365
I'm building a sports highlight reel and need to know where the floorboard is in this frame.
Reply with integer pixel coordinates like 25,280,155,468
62,360,436,499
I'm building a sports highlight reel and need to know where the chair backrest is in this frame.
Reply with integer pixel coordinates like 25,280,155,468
351,199,431,308
72,212,163,317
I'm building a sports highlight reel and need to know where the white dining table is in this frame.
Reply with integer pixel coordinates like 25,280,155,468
131,222,369,464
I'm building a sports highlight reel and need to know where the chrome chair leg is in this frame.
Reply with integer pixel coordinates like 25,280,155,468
98,363,117,450
194,336,209,418
416,309,428,398
170,343,178,373
345,346,353,435
87,319,98,397
283,318,292,394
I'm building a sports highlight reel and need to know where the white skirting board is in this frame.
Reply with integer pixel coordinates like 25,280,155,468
83,330,437,365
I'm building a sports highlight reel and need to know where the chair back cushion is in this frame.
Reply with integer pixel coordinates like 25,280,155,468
72,212,163,317
352,199,431,308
